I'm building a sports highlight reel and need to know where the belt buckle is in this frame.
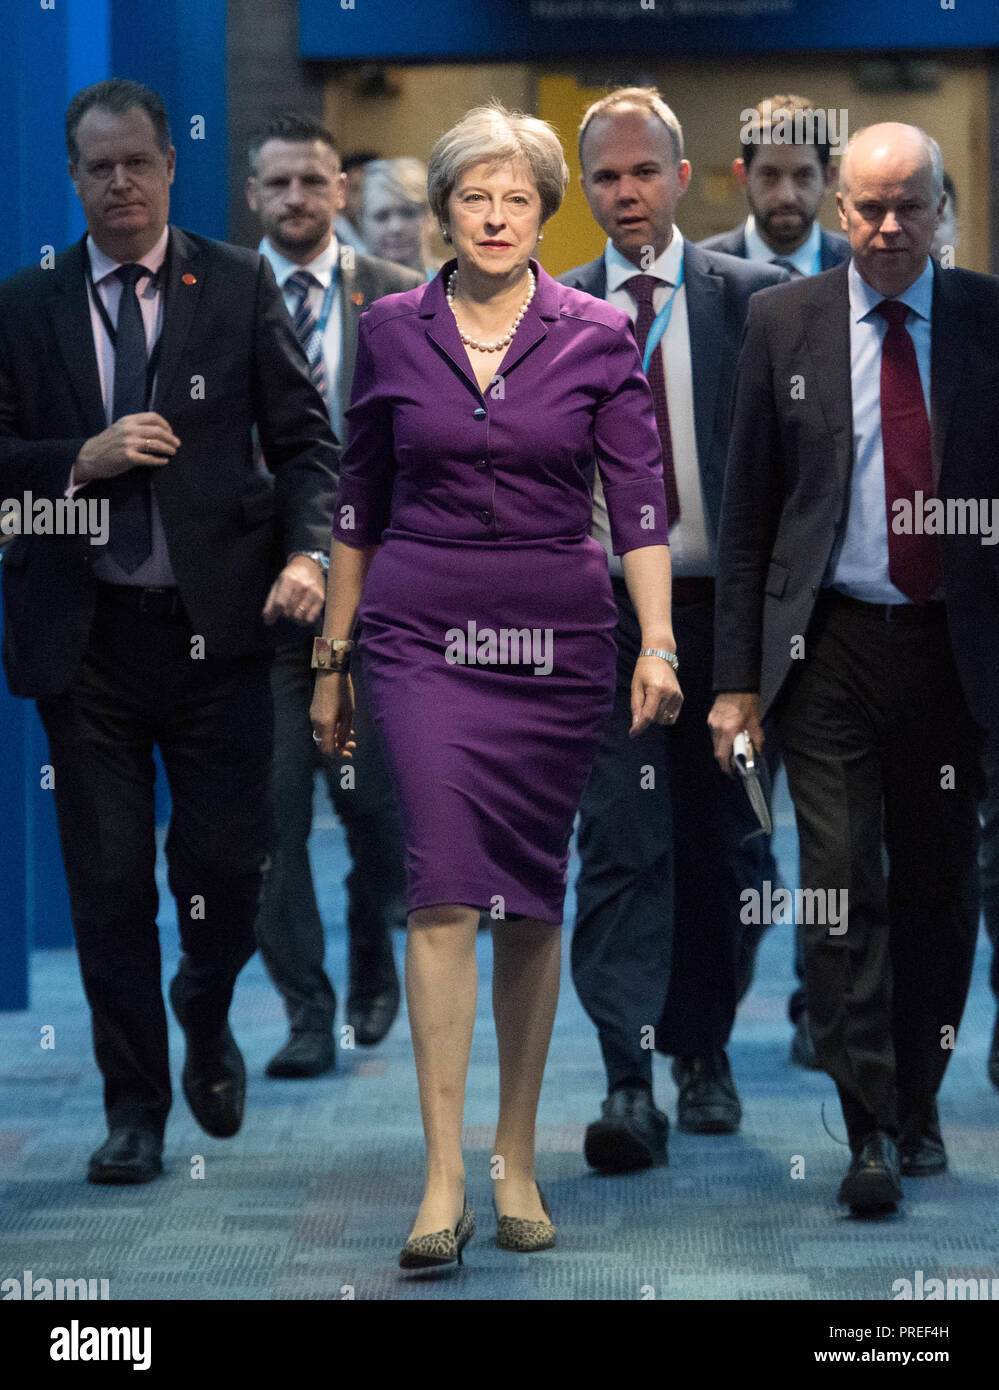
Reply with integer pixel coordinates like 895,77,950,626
138,586,171,615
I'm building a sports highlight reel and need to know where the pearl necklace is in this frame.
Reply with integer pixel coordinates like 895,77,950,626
446,268,536,352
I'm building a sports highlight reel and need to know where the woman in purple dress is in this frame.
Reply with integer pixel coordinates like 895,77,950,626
311,104,682,1268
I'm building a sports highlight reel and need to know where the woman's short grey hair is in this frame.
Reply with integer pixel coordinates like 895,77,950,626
427,104,570,228
361,157,430,216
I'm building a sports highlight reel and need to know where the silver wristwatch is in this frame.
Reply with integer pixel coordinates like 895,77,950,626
290,550,330,573
639,647,679,673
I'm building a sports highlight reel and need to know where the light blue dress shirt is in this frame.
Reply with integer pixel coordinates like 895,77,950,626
824,257,935,603
744,215,823,277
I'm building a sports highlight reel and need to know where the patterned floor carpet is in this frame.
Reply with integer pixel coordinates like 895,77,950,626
2,776,998,1301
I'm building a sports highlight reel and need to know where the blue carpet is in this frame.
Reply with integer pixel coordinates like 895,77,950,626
1,774,998,1300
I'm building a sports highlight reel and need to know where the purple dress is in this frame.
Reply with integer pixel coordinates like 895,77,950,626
333,258,668,925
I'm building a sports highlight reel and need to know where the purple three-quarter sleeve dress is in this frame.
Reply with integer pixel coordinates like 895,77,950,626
333,258,668,925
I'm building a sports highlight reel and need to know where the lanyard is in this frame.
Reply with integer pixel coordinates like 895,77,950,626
639,257,685,374
83,247,164,407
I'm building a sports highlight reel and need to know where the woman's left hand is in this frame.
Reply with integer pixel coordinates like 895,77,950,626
629,656,683,737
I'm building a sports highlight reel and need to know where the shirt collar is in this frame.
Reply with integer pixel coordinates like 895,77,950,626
259,233,340,290
849,254,934,325
604,226,685,296
744,214,821,275
87,225,170,285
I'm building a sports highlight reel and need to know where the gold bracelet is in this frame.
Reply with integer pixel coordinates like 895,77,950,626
312,637,354,670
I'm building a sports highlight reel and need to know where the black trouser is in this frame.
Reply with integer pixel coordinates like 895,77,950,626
572,577,777,1092
253,633,405,1035
777,592,984,1149
36,584,273,1138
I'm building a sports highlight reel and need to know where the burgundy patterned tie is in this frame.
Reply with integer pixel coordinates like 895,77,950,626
623,274,680,527
876,299,941,604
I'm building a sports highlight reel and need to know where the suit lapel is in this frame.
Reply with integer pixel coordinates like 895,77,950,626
682,243,724,520
561,256,606,299
50,236,107,436
929,261,962,489
338,259,360,423
803,261,853,490
151,226,203,411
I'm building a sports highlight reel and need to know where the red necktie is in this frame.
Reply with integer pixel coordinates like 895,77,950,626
876,299,941,604
623,274,680,527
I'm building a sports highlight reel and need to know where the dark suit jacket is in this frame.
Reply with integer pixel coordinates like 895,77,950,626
698,222,850,270
0,225,339,698
558,241,787,546
713,258,999,734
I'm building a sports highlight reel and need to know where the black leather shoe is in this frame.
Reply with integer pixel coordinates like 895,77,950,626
169,976,246,1138
837,1131,903,1212
899,1101,947,1176
789,1011,822,1070
673,1051,742,1134
265,1031,336,1079
347,983,400,1047
87,1126,163,1185
584,1084,669,1173
989,1010,999,1092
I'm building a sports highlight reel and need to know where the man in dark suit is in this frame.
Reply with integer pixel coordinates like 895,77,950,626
700,92,849,276
0,80,338,1183
710,122,996,1212
700,92,850,1070
560,87,787,1173
246,114,419,1076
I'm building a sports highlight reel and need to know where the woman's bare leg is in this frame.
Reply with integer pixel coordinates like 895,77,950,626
490,916,562,1223
404,904,479,1240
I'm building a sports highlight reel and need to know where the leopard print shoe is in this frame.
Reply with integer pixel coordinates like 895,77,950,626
398,1196,475,1270
495,1183,557,1252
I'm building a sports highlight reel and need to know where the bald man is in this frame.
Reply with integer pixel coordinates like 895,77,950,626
709,123,999,1213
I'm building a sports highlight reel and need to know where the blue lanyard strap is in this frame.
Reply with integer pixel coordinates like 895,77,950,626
314,275,337,338
640,256,685,374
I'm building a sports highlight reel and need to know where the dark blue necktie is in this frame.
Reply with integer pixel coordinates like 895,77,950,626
108,263,153,572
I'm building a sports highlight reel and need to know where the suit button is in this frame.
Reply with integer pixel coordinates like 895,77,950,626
478,509,492,524
475,460,488,472
473,407,486,419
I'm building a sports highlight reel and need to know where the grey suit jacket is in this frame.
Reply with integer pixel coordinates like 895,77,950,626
336,252,423,429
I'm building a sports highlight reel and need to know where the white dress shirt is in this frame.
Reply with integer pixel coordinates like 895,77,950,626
259,234,344,445
591,228,711,578
81,225,176,587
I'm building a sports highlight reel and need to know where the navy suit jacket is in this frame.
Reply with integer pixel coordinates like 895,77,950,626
557,240,787,547
697,222,850,270
714,258,999,737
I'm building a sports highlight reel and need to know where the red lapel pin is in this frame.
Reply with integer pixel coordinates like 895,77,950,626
182,273,197,285
351,290,364,306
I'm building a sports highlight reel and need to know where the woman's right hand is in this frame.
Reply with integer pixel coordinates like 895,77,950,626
310,672,357,759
